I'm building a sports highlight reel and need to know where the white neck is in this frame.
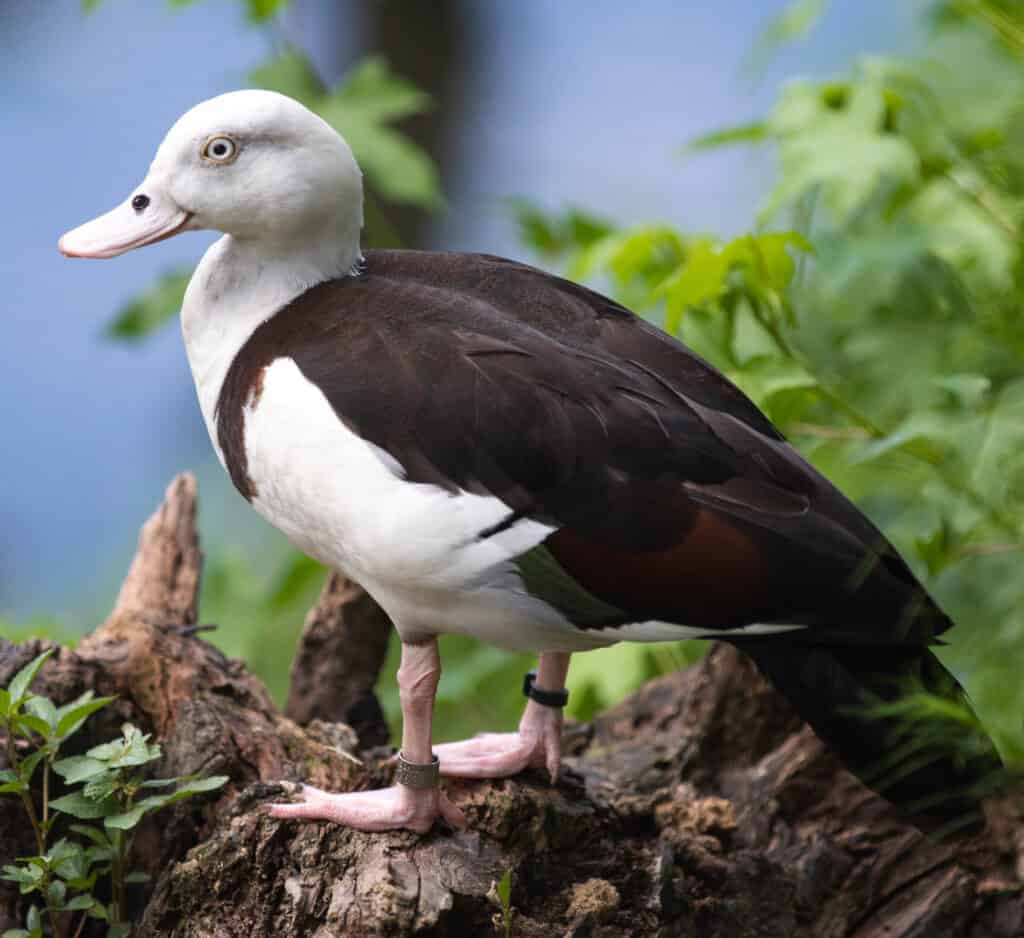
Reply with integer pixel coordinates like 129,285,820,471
181,217,361,456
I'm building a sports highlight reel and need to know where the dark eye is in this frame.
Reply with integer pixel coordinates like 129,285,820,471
201,135,238,163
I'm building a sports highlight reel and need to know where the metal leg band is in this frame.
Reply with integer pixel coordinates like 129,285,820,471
396,752,440,789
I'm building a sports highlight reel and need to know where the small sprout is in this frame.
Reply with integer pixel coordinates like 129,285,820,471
488,869,514,938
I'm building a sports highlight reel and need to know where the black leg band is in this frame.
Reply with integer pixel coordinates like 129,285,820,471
522,670,570,708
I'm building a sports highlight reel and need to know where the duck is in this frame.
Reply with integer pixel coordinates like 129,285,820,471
59,89,998,833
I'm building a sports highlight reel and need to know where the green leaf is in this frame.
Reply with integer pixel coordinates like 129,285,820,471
69,825,111,852
497,868,512,908
508,200,562,255
852,414,952,465
103,804,147,831
244,0,289,23
507,201,614,258
726,231,813,293
7,650,55,708
732,357,819,414
55,694,115,741
50,792,114,820
80,0,101,11
660,239,729,332
318,58,441,211
762,0,827,43
173,774,229,796
107,925,130,938
327,56,432,124
105,774,228,829
250,47,325,107
1,865,39,886
687,122,768,151
46,880,66,909
18,749,47,786
745,0,828,75
48,838,82,865
123,871,151,884
63,895,94,912
106,269,191,341
0,687,10,716
53,756,109,785
334,116,442,209
23,696,58,734
0,767,26,795
53,852,89,884
87,724,160,768
1,928,31,938
84,844,114,866
15,714,51,739
83,773,119,803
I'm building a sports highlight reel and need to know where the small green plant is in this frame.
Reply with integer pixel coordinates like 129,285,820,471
0,650,228,938
489,868,514,938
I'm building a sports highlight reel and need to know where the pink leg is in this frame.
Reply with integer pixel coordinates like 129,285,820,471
435,652,570,782
266,638,465,833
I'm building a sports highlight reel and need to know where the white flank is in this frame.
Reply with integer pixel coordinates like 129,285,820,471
241,357,616,651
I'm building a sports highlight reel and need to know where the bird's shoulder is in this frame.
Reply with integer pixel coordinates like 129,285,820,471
269,248,785,443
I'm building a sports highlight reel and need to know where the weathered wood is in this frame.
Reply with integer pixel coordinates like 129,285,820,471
285,573,392,749
1,476,1021,937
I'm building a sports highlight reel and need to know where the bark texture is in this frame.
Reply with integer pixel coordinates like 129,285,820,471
285,573,392,749
1,475,1021,938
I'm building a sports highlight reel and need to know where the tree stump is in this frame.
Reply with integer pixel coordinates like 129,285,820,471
1,475,1021,937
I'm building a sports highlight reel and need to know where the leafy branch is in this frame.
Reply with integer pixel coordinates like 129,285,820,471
1,651,227,938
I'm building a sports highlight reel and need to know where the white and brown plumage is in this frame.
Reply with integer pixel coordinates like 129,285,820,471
59,90,996,833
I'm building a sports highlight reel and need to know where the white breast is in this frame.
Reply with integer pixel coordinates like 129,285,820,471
241,357,609,650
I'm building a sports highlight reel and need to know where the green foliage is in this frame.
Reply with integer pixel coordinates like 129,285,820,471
517,3,1024,767
240,0,290,23
490,869,514,938
1,650,227,937
744,0,829,75
87,0,291,20
105,269,190,342
198,548,325,706
255,51,441,211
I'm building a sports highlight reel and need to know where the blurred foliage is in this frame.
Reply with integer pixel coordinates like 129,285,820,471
517,1,1024,761
105,270,191,342
84,0,291,23
743,0,829,76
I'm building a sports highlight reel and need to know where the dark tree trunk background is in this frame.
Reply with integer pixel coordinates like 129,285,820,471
360,0,478,250
1,475,1022,937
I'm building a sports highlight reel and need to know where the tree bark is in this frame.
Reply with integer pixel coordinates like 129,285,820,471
1,475,1021,937
285,572,392,749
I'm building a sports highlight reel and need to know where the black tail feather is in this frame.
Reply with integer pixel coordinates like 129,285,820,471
733,638,1004,833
